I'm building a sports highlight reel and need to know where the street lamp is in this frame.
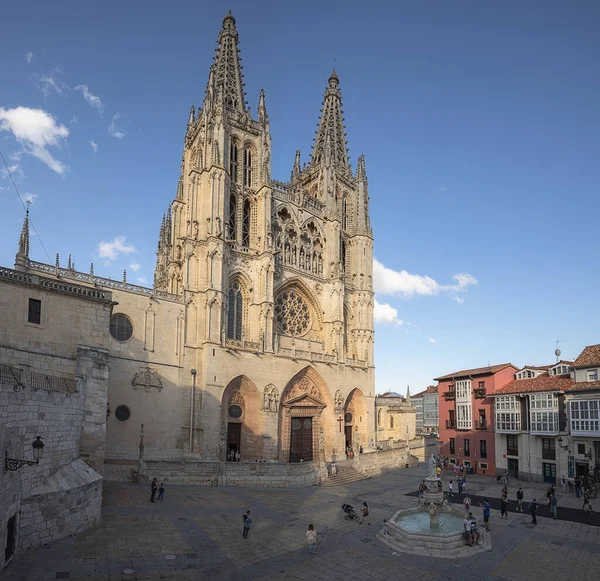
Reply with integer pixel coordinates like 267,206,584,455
557,437,570,452
5,436,45,471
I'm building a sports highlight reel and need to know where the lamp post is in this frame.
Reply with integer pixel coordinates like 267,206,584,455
190,368,197,453
5,436,44,471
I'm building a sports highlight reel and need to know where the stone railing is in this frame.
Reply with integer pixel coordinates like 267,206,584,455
1,265,110,301
0,362,77,395
28,261,181,302
271,182,324,217
224,338,261,351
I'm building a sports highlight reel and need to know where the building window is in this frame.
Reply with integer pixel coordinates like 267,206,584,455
115,405,131,422
110,314,133,342
570,400,600,433
449,438,455,455
390,416,394,429
456,380,472,401
28,298,41,324
464,438,470,457
578,443,586,455
242,198,251,247
507,435,518,456
456,403,472,430
542,438,556,460
377,408,382,428
227,281,243,340
480,439,487,458
274,290,311,337
478,381,485,389
230,142,238,182
228,193,237,240
243,148,252,187
529,393,559,433
588,369,599,381
342,198,348,231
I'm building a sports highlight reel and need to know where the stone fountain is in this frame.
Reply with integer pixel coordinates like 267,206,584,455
377,455,491,557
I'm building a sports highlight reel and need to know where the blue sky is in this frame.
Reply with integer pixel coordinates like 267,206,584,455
1,0,599,394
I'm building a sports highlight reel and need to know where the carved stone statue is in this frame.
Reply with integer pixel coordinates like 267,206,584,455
429,454,437,479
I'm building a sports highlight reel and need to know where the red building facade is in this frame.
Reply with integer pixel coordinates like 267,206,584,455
436,363,518,476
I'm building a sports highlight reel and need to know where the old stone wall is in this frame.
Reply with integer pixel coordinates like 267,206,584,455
142,459,321,487
0,271,111,571
352,447,417,476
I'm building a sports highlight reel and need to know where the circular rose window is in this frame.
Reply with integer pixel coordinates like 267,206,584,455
344,413,353,423
274,291,310,336
228,405,242,418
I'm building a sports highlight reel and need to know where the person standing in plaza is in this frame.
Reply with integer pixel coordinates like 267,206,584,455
360,502,370,525
480,499,491,531
463,495,471,515
306,524,317,555
448,480,453,498
418,480,426,506
500,493,509,519
516,487,524,513
458,478,463,494
575,476,582,498
561,476,566,495
550,492,558,519
150,477,158,503
568,475,574,493
529,499,538,524
158,482,165,502
242,510,252,539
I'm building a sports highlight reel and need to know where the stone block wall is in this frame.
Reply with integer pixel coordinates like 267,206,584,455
352,447,417,476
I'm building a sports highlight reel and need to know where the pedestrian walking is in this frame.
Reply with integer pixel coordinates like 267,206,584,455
500,495,509,519
242,510,252,539
418,481,426,506
463,495,471,514
458,478,463,494
575,477,582,498
150,477,158,503
462,476,467,491
503,469,510,486
583,491,595,514
360,502,370,525
550,493,558,519
158,482,165,502
568,476,574,493
516,487,524,513
529,499,538,524
306,524,317,555
480,499,491,531
448,480,453,498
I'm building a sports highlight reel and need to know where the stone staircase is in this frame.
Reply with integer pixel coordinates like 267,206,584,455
320,463,371,487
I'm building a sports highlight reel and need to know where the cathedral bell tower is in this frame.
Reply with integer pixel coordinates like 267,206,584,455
154,11,272,353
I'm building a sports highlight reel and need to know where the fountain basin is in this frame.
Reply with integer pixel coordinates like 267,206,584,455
378,506,492,558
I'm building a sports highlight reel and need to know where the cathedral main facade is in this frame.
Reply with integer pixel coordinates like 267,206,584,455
11,12,376,467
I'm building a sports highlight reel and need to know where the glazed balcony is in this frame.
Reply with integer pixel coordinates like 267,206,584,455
474,387,487,399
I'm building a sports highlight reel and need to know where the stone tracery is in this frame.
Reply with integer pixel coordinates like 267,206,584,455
274,290,310,336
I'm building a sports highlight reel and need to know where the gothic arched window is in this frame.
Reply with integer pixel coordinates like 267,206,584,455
227,281,243,340
230,142,238,183
342,197,348,231
340,238,346,273
228,193,237,241
377,409,382,428
390,415,394,429
242,198,251,248
243,148,252,187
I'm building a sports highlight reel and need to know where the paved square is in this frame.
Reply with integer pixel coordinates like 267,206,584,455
4,464,600,581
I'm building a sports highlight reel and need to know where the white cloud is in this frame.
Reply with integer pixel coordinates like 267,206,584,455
22,193,38,205
136,277,148,285
374,299,405,326
97,235,136,262
0,107,69,174
373,258,477,301
32,67,69,98
452,296,465,305
1,163,24,181
25,51,33,64
435,187,446,193
75,85,104,114
428,337,437,344
108,113,126,139
89,140,98,152
129,263,141,271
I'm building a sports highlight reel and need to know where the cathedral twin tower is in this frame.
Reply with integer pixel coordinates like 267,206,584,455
129,12,375,463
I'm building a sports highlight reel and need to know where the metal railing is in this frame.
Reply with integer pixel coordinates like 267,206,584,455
0,362,76,396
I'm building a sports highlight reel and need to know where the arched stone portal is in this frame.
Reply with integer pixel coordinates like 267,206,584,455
279,367,331,463
221,375,264,461
343,388,368,455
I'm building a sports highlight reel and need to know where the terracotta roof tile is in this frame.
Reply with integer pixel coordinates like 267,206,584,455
494,374,574,395
519,365,552,371
568,380,600,393
573,345,600,369
434,363,516,382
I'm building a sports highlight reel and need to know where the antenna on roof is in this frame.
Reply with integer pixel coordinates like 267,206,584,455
555,339,565,362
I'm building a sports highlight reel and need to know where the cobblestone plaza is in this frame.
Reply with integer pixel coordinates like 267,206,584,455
4,464,600,581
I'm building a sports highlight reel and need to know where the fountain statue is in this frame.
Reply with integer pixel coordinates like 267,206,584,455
377,453,490,557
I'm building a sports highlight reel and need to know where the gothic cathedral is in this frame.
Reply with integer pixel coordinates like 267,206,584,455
10,12,376,467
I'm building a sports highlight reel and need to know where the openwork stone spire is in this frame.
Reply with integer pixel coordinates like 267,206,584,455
310,70,350,172
205,11,247,113
15,204,30,271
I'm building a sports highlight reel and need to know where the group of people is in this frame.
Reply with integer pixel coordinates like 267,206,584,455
150,478,165,503
228,449,241,462
560,475,596,513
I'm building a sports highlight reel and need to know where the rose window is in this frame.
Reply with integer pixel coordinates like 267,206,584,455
275,291,310,336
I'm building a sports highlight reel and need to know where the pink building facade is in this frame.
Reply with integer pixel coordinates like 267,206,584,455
436,364,518,476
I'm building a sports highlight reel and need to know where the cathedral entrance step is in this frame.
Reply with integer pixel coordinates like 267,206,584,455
320,465,370,487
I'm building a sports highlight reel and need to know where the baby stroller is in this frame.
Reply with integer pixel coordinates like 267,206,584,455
342,503,359,520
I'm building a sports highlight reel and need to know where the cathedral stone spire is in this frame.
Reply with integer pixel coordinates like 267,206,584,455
290,149,301,182
356,154,367,182
205,11,247,114
310,70,350,172
258,88,268,125
15,204,30,271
